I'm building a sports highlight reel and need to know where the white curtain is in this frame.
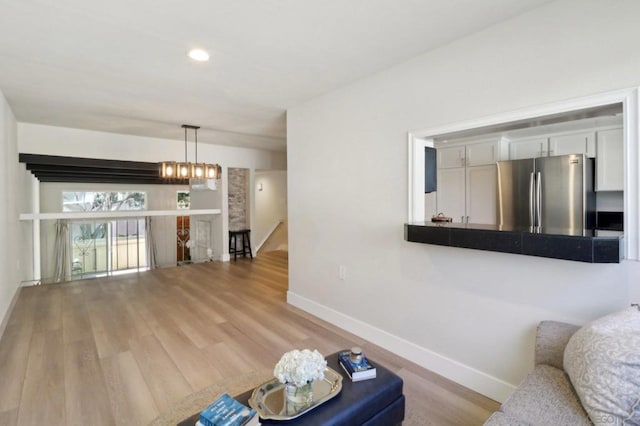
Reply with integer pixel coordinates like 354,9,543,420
53,219,71,282
145,216,157,269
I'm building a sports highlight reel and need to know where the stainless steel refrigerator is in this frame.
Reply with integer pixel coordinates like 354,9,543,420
496,154,596,235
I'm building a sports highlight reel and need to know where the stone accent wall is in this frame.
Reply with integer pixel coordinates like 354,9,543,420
228,168,249,231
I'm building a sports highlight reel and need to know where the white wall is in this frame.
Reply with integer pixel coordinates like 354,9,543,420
287,0,640,402
0,90,36,335
254,170,287,250
18,123,287,170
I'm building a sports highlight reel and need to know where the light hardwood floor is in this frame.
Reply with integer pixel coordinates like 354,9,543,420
0,251,499,425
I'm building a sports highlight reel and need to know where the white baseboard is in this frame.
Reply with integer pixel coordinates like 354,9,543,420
255,221,282,252
221,253,231,262
0,286,22,341
287,291,515,403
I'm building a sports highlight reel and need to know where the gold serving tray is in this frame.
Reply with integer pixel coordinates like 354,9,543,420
248,367,343,421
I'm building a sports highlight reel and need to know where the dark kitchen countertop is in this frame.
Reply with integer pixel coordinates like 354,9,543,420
405,222,623,263
407,221,623,238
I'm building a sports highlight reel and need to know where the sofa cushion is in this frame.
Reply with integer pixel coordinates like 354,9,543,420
535,321,580,369
564,308,640,426
500,364,591,426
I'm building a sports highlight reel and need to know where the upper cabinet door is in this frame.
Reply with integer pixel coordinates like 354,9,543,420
437,145,466,169
509,137,547,160
595,128,624,191
466,140,498,166
549,131,595,157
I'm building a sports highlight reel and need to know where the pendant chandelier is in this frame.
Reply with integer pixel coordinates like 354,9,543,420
160,124,222,180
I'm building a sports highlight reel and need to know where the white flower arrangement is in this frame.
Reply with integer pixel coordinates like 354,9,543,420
273,349,327,387
185,239,194,249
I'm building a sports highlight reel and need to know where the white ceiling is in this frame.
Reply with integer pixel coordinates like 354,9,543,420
0,0,552,152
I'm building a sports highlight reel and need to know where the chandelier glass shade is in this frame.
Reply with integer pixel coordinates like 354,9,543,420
160,125,221,180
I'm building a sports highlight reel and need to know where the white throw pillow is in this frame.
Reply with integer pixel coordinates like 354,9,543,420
564,308,640,426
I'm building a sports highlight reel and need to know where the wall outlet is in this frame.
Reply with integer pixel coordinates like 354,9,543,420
338,265,346,280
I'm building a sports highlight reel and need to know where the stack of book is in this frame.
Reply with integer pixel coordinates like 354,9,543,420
338,350,377,382
198,393,259,426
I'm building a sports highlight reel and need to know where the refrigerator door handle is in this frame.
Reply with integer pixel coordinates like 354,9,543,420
536,171,542,228
529,172,535,227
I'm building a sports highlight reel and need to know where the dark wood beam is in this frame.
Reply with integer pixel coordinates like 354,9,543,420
19,153,189,185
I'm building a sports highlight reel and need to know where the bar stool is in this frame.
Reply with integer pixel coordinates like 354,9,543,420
229,229,253,261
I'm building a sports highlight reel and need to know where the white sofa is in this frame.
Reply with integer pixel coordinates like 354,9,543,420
486,309,640,426
485,321,591,425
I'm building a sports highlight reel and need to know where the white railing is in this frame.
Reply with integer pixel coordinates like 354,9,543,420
20,209,222,284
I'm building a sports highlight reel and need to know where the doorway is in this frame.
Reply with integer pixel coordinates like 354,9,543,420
176,216,190,263
254,170,288,254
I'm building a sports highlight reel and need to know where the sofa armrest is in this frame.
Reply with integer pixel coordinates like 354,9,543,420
534,321,580,370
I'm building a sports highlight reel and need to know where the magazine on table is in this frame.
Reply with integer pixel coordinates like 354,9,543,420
199,393,258,426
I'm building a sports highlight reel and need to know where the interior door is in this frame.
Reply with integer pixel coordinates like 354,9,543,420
176,216,190,262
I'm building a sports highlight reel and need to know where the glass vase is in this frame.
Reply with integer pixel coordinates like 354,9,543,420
284,382,313,405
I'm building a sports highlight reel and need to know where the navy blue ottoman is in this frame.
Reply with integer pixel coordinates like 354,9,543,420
179,352,405,426
256,352,404,426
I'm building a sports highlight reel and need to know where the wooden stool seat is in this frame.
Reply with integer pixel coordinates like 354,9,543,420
229,229,253,261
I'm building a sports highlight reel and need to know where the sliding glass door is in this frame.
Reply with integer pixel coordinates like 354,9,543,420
70,218,147,280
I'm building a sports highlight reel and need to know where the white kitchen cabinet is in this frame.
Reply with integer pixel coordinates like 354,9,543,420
549,131,595,157
509,131,595,160
466,140,499,166
435,138,503,224
438,139,500,169
436,167,466,223
596,128,624,191
509,137,547,160
466,165,497,224
436,165,497,224
437,145,466,169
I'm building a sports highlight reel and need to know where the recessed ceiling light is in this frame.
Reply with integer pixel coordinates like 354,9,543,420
188,48,210,62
